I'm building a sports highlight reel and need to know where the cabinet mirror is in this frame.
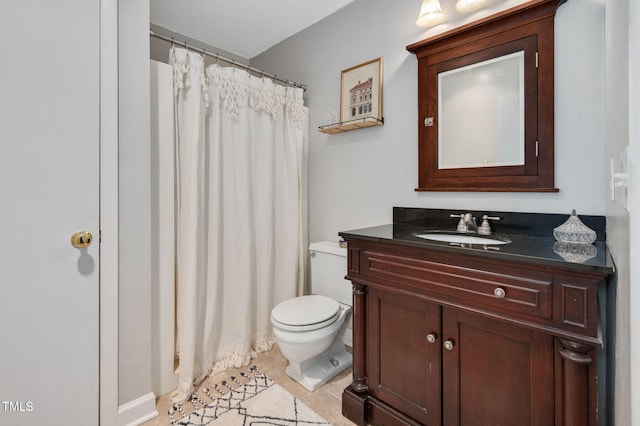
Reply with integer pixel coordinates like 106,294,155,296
407,0,565,192
438,51,524,170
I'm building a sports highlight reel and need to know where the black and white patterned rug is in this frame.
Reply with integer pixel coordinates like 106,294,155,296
169,366,330,425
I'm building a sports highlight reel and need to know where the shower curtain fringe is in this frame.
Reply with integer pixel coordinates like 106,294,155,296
170,337,277,404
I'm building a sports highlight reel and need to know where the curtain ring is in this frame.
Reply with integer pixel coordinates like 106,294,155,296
215,53,219,65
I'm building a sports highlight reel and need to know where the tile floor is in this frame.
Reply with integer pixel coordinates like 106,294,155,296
143,344,357,426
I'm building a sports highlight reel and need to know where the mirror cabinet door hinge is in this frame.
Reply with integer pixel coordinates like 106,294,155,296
535,52,539,69
536,141,539,157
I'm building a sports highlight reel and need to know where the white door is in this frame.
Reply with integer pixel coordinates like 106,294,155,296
0,1,100,425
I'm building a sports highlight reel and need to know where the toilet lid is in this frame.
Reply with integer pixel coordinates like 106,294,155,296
272,295,340,331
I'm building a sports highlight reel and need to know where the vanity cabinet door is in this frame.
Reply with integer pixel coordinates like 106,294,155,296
441,308,555,426
367,288,442,425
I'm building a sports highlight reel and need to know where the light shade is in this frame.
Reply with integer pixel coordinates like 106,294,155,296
455,0,487,13
416,0,444,27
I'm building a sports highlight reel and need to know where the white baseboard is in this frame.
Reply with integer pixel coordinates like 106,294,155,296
117,392,158,426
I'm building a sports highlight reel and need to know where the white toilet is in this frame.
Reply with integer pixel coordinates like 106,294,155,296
271,241,352,391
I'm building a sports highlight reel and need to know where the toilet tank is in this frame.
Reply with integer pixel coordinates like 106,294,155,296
309,241,351,307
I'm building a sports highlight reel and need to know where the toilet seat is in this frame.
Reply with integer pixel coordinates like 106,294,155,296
271,295,340,332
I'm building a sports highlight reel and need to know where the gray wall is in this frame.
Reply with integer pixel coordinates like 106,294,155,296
137,0,639,420
251,0,606,245
251,0,638,422
150,23,250,67
119,0,153,406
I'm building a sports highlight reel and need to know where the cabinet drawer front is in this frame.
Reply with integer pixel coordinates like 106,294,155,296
363,251,552,320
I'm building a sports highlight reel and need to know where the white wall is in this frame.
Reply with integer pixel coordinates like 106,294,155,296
150,60,178,398
118,0,154,411
251,0,606,244
605,0,640,423
629,0,640,422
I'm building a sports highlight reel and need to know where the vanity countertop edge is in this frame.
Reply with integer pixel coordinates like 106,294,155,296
339,223,615,277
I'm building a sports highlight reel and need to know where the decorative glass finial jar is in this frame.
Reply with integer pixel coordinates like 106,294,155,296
553,209,597,245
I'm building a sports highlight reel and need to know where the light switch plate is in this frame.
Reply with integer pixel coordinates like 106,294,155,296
610,146,630,212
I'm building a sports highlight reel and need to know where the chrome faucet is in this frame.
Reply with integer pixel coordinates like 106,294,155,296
450,212,500,235
463,213,478,233
450,213,477,233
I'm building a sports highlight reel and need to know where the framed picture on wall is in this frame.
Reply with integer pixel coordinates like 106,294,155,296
340,57,383,123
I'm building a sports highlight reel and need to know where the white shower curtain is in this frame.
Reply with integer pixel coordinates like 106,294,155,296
169,48,308,403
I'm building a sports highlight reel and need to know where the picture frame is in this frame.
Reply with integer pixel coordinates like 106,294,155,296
340,57,383,123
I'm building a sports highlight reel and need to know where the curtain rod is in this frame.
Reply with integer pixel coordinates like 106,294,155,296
150,30,307,91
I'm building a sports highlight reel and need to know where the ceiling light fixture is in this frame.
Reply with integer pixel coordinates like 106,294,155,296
416,0,445,27
455,0,487,13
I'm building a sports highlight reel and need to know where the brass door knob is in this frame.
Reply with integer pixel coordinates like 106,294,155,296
71,231,93,249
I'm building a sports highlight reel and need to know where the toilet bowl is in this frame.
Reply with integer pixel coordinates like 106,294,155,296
271,294,352,391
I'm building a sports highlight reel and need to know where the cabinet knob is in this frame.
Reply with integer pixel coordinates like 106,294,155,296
493,287,506,298
443,339,455,351
426,333,438,344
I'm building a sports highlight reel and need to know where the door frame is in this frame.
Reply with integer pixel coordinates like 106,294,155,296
100,0,120,424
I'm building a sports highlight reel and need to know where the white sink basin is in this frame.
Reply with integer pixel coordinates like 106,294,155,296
415,233,510,245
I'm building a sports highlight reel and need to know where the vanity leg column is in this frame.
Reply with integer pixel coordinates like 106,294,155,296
557,339,595,426
351,282,368,393
342,282,368,426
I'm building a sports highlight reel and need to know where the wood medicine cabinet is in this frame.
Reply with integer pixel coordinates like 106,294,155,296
407,0,567,192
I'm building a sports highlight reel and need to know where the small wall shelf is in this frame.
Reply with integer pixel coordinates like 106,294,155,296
318,117,384,134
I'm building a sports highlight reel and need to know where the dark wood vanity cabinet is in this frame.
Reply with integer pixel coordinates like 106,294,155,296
367,289,442,425
367,288,554,426
441,307,555,426
342,239,607,426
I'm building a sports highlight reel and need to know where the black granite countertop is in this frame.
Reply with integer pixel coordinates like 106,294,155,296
339,208,615,275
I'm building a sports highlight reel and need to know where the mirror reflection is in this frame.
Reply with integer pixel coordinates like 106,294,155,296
438,51,524,170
